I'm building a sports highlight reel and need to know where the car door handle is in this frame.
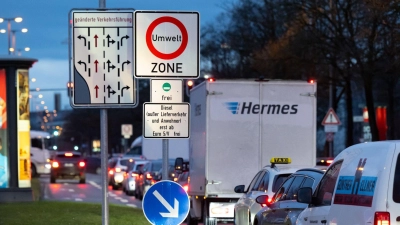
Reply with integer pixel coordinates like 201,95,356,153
321,220,327,224
397,216,400,221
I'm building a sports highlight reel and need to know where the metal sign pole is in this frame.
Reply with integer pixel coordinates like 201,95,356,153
98,1,108,225
162,139,169,180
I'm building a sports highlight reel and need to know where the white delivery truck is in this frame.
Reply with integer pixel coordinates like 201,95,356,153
128,136,189,160
30,130,55,177
187,79,317,225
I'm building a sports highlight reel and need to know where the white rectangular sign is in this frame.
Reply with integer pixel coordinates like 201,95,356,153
134,11,199,78
143,103,190,138
70,9,137,108
324,124,338,133
151,79,183,103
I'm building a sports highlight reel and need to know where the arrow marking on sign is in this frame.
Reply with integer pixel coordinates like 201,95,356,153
77,60,87,71
106,35,115,47
94,60,99,73
122,60,130,71
94,85,99,98
107,85,116,98
153,190,179,218
78,35,86,46
120,35,129,46
94,35,98,47
121,86,130,97
107,60,116,72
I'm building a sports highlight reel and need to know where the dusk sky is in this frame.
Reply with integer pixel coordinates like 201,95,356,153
0,0,229,111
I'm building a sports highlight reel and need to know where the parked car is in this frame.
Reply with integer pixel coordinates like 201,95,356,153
135,159,175,200
108,156,141,190
253,168,324,225
50,151,86,184
122,159,149,196
234,158,309,225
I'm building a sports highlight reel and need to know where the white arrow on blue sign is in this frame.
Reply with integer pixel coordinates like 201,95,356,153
143,180,190,225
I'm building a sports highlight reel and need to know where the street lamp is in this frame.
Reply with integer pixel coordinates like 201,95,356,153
10,28,28,55
0,17,23,55
10,46,30,56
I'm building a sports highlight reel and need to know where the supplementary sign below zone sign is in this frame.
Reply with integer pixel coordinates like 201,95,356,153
143,103,190,138
70,9,137,108
135,11,199,78
151,79,183,103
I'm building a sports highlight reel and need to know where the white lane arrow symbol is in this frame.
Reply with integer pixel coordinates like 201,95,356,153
153,190,179,218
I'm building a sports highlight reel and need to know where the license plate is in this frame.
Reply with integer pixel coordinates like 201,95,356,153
65,163,73,167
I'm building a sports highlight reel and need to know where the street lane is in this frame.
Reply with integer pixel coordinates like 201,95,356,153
39,173,142,208
39,174,232,224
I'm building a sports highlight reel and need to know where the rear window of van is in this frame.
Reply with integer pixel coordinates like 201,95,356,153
394,153,400,203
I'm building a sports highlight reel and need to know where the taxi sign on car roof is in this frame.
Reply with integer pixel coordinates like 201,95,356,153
270,158,292,164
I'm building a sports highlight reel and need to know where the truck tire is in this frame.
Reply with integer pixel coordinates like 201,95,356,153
50,176,56,183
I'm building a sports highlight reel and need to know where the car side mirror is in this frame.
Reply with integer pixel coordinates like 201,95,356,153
255,195,271,207
297,187,313,204
234,185,246,193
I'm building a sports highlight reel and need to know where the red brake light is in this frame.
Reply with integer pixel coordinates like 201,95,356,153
146,173,153,179
79,161,85,167
326,160,333,165
208,78,215,82
131,173,138,177
374,212,390,225
115,168,121,172
65,153,73,157
52,161,59,168
183,184,189,192
261,198,272,207
109,170,114,175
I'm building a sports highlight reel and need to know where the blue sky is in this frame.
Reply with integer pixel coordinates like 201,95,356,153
0,0,230,111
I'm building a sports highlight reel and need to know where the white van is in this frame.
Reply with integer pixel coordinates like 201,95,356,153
296,141,400,225
30,130,55,177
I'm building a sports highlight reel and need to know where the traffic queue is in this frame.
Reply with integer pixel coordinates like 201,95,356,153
85,139,400,225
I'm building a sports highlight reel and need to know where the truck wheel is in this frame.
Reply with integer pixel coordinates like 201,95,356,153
31,163,38,178
79,177,86,184
50,176,56,183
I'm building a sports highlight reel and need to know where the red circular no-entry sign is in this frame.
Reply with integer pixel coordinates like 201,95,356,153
146,16,188,60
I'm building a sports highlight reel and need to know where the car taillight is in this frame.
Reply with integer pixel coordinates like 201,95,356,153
146,173,153,179
183,184,189,192
78,161,85,167
131,173,138,177
260,198,272,207
52,161,59,168
115,168,121,172
374,212,390,225
109,170,114,175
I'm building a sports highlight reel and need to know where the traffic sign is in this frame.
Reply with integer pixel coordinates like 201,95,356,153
151,79,183,103
69,9,137,108
321,108,341,125
143,103,190,138
134,11,200,78
143,180,190,225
